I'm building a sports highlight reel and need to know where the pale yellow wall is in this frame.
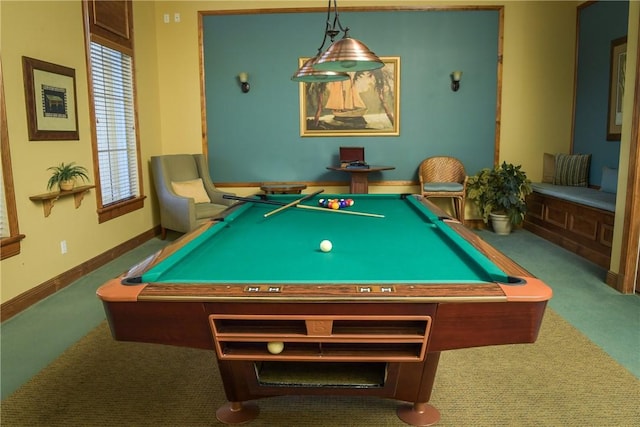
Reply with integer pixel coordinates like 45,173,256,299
499,1,577,170
1,1,634,304
1,1,162,303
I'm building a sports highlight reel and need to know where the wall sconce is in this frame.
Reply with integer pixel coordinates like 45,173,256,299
451,71,462,92
238,72,250,93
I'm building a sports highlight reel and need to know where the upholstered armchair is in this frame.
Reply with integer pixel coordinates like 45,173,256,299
150,154,236,238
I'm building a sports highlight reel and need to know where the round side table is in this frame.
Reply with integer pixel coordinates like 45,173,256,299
260,183,307,194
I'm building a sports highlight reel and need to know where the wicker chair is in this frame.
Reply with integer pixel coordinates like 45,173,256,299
418,156,467,223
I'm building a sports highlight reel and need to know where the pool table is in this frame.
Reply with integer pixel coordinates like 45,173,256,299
98,193,552,426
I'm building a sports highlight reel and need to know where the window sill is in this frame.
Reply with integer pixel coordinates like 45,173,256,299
1,234,26,260
98,195,146,223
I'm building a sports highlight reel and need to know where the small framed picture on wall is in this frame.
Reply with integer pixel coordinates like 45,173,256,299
22,56,79,141
606,37,626,141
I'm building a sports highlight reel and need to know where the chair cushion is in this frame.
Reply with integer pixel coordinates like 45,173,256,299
553,153,591,187
531,182,615,212
171,178,211,203
423,182,464,192
195,203,229,219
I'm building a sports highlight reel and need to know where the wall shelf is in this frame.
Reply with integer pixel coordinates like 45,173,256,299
29,185,95,217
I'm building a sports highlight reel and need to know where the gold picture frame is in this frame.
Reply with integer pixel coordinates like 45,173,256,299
299,57,400,137
22,56,79,141
606,37,626,141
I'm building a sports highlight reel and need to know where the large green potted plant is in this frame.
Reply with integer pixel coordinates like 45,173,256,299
466,162,532,234
47,162,90,191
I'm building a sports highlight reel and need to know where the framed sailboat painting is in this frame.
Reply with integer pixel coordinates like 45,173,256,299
298,56,400,137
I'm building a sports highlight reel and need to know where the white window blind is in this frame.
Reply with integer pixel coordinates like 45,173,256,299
90,42,139,206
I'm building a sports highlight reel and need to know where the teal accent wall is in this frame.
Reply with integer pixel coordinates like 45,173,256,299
203,10,499,183
574,1,628,186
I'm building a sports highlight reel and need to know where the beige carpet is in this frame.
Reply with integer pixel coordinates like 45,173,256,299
2,309,638,426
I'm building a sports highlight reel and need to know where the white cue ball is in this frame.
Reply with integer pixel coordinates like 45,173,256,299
267,341,284,354
320,239,333,252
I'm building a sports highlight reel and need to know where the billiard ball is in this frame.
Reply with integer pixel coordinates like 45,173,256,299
267,341,284,354
320,239,333,252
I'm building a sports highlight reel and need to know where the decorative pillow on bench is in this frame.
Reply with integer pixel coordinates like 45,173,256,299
552,153,591,187
542,153,556,183
600,166,618,194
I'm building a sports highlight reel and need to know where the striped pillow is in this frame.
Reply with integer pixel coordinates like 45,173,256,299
553,153,591,187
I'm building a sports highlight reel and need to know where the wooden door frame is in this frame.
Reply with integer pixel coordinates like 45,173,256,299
616,24,640,294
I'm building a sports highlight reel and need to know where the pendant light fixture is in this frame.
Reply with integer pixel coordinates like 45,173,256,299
313,0,383,72
292,0,383,82
291,54,349,83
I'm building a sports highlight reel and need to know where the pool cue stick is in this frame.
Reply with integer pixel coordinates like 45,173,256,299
223,194,284,205
222,194,384,218
263,189,324,218
295,204,384,218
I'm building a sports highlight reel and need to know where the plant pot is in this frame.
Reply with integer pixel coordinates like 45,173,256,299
490,213,512,235
59,180,75,191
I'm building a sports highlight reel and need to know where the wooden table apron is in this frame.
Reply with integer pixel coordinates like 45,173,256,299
97,194,551,426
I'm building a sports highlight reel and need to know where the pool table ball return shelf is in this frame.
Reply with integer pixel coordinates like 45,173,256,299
97,193,552,426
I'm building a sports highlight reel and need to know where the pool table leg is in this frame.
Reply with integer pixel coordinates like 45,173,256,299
396,402,441,426
216,401,260,424
395,351,441,426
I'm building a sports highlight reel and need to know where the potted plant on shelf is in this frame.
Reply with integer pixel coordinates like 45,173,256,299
466,162,532,235
47,162,90,191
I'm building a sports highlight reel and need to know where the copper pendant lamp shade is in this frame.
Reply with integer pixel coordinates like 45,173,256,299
313,36,384,72
291,55,350,82
291,0,383,81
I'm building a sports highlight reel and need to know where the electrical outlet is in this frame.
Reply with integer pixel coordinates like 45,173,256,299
60,240,67,254
163,13,170,24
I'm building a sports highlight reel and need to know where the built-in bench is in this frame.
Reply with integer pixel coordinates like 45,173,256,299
523,155,617,269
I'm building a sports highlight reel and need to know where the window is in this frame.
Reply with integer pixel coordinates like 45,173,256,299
1,61,26,259
90,42,140,206
83,0,144,223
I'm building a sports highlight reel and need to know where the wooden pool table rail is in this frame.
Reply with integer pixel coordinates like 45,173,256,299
98,278,551,303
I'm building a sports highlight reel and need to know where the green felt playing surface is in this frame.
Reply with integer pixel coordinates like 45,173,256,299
141,194,508,285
